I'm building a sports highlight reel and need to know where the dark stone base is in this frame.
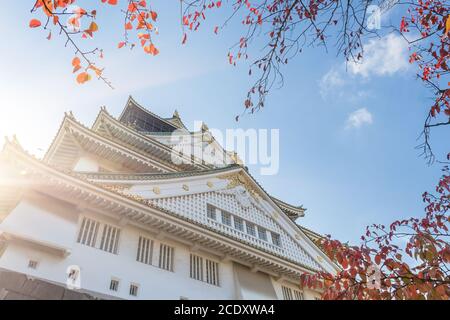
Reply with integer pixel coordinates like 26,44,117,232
0,270,98,300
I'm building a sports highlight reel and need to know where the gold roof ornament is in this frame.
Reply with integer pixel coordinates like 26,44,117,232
206,181,214,188
173,110,180,118
182,184,189,191
152,186,161,195
201,122,209,132
218,171,261,199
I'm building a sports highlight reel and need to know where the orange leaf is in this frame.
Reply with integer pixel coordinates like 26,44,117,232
144,44,159,56
76,72,91,84
125,22,133,30
89,21,98,32
150,11,158,21
72,57,81,67
72,65,81,73
29,19,41,28
118,41,126,49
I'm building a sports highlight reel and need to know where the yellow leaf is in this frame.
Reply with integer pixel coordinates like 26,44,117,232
89,21,98,32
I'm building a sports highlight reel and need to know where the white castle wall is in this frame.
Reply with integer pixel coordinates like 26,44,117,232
0,196,316,300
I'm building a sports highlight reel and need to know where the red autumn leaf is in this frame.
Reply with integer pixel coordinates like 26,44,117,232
150,11,158,22
118,42,126,49
125,22,133,30
29,19,41,28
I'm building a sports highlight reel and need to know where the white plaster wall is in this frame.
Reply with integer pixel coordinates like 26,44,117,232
0,198,78,249
0,204,237,300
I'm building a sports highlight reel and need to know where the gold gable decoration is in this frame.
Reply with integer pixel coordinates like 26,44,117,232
218,171,262,199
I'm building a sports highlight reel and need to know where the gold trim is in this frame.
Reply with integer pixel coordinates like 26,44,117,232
153,187,161,195
218,171,261,198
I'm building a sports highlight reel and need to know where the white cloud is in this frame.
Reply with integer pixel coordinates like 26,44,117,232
319,67,345,98
346,108,373,128
348,34,409,77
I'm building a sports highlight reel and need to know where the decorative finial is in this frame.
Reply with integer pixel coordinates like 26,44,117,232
201,122,209,132
173,110,180,118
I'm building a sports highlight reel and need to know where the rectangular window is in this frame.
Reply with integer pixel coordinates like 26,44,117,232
190,254,220,286
206,204,216,220
271,232,281,247
282,286,293,300
129,283,139,297
246,222,256,236
99,224,121,254
257,226,267,241
294,290,304,300
77,217,100,248
136,236,153,265
190,254,204,281
221,211,232,226
234,216,244,232
205,259,220,286
158,243,174,271
28,260,38,269
110,279,119,292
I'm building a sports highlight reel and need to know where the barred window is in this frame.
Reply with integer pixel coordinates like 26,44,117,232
257,226,267,241
158,243,174,271
282,286,293,300
294,290,304,300
190,254,204,281
221,211,232,226
271,232,281,247
129,283,139,297
110,278,119,292
206,204,216,220
190,254,220,286
246,222,256,236
77,217,100,248
205,259,219,286
234,216,244,232
136,236,154,265
99,224,121,254
28,260,38,269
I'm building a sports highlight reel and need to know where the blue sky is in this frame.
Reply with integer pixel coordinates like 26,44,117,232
0,1,447,244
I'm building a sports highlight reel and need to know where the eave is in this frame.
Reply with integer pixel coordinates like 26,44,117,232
1,140,333,278
43,114,180,173
91,108,210,171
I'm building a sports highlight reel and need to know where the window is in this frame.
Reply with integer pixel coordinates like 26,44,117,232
136,236,154,265
294,290,304,300
110,278,120,292
234,216,244,232
205,259,220,286
28,260,38,269
99,224,121,254
129,283,139,297
190,254,204,281
282,286,293,300
158,243,174,271
271,232,281,247
221,211,232,226
190,254,220,286
206,204,216,220
257,226,267,241
77,217,100,247
246,222,256,236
